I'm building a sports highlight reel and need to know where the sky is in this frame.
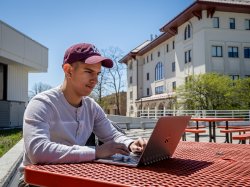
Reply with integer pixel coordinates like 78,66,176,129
0,0,194,91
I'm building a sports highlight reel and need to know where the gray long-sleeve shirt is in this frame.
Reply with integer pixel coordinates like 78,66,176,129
20,86,133,172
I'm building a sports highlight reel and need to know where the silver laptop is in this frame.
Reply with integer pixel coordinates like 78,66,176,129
94,116,191,167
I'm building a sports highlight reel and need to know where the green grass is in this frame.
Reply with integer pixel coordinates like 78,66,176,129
0,128,23,157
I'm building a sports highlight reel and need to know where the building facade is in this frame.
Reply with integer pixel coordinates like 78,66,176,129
120,0,250,117
0,20,48,128
102,92,127,116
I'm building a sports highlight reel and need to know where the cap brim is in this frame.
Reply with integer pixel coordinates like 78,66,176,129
85,56,113,68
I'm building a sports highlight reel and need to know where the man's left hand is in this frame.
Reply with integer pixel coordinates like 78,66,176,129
129,137,148,153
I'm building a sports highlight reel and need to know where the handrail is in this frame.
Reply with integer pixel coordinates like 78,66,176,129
136,110,250,120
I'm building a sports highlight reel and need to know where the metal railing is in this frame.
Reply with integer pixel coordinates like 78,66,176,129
137,110,250,120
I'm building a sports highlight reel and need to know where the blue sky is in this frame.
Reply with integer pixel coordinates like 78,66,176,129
0,0,194,91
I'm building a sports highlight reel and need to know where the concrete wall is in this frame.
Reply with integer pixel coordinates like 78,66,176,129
0,20,48,72
7,64,29,102
0,20,48,128
108,114,157,129
0,101,25,128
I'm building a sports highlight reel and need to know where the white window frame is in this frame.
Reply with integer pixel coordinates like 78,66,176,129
212,46,223,57
213,17,219,28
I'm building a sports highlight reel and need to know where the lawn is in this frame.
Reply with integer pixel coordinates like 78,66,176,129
0,128,23,157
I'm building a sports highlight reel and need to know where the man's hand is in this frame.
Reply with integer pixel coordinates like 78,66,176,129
95,141,130,159
129,137,148,153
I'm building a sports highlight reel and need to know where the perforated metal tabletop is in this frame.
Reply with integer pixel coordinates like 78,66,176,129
24,142,250,187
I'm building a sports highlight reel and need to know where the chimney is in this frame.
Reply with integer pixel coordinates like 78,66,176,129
150,34,154,41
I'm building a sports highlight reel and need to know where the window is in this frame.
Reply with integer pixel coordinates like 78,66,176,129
128,62,132,70
146,56,149,63
229,18,235,29
129,76,132,84
228,47,238,58
0,63,7,100
244,47,250,58
147,88,150,96
150,53,153,61
130,91,133,100
245,19,250,30
172,41,175,49
185,50,192,63
155,62,163,81
155,86,163,94
230,75,239,80
212,46,223,57
172,62,176,72
172,81,176,91
146,73,150,80
185,76,191,84
158,51,160,57
230,75,239,86
166,44,169,52
213,17,219,28
130,106,134,114
184,24,191,40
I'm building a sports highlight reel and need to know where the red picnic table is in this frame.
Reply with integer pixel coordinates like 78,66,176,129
24,141,250,187
191,117,244,143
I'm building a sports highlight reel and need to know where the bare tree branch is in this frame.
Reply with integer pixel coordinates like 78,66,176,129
101,47,126,115
29,82,52,100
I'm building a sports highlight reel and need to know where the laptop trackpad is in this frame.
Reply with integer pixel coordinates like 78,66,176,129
95,153,140,167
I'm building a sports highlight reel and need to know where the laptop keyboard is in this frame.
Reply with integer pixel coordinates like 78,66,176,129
112,153,140,163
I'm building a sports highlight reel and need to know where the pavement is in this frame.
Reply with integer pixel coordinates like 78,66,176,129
125,127,242,144
1,127,247,187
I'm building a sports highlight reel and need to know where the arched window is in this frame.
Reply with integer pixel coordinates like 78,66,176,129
155,62,163,81
184,24,192,40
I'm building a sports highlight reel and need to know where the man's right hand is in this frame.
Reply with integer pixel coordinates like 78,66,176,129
95,141,130,159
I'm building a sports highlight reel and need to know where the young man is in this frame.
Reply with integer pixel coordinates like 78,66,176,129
19,43,147,186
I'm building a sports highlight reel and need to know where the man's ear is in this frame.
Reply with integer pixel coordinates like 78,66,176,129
63,64,72,78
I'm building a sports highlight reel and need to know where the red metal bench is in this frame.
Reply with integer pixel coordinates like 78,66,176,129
183,129,206,142
217,125,250,129
220,128,250,143
186,125,206,129
232,133,250,144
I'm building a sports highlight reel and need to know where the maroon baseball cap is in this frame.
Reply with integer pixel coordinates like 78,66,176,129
63,43,113,68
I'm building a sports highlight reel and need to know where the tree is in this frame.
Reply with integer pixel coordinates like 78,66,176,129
101,47,126,115
231,77,250,109
91,67,109,106
176,73,234,110
29,82,52,100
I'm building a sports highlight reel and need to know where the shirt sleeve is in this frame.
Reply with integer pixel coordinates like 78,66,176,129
23,97,96,165
91,100,134,148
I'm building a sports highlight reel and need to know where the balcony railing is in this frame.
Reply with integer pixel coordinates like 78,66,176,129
137,110,250,120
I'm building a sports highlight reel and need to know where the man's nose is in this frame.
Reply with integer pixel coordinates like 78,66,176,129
91,76,98,84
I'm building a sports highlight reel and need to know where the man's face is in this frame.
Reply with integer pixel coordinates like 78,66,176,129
68,61,101,96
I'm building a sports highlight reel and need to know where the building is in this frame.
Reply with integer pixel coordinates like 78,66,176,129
102,91,127,116
0,20,48,128
120,0,250,117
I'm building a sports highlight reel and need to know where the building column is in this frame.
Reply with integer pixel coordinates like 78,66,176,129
155,106,157,118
